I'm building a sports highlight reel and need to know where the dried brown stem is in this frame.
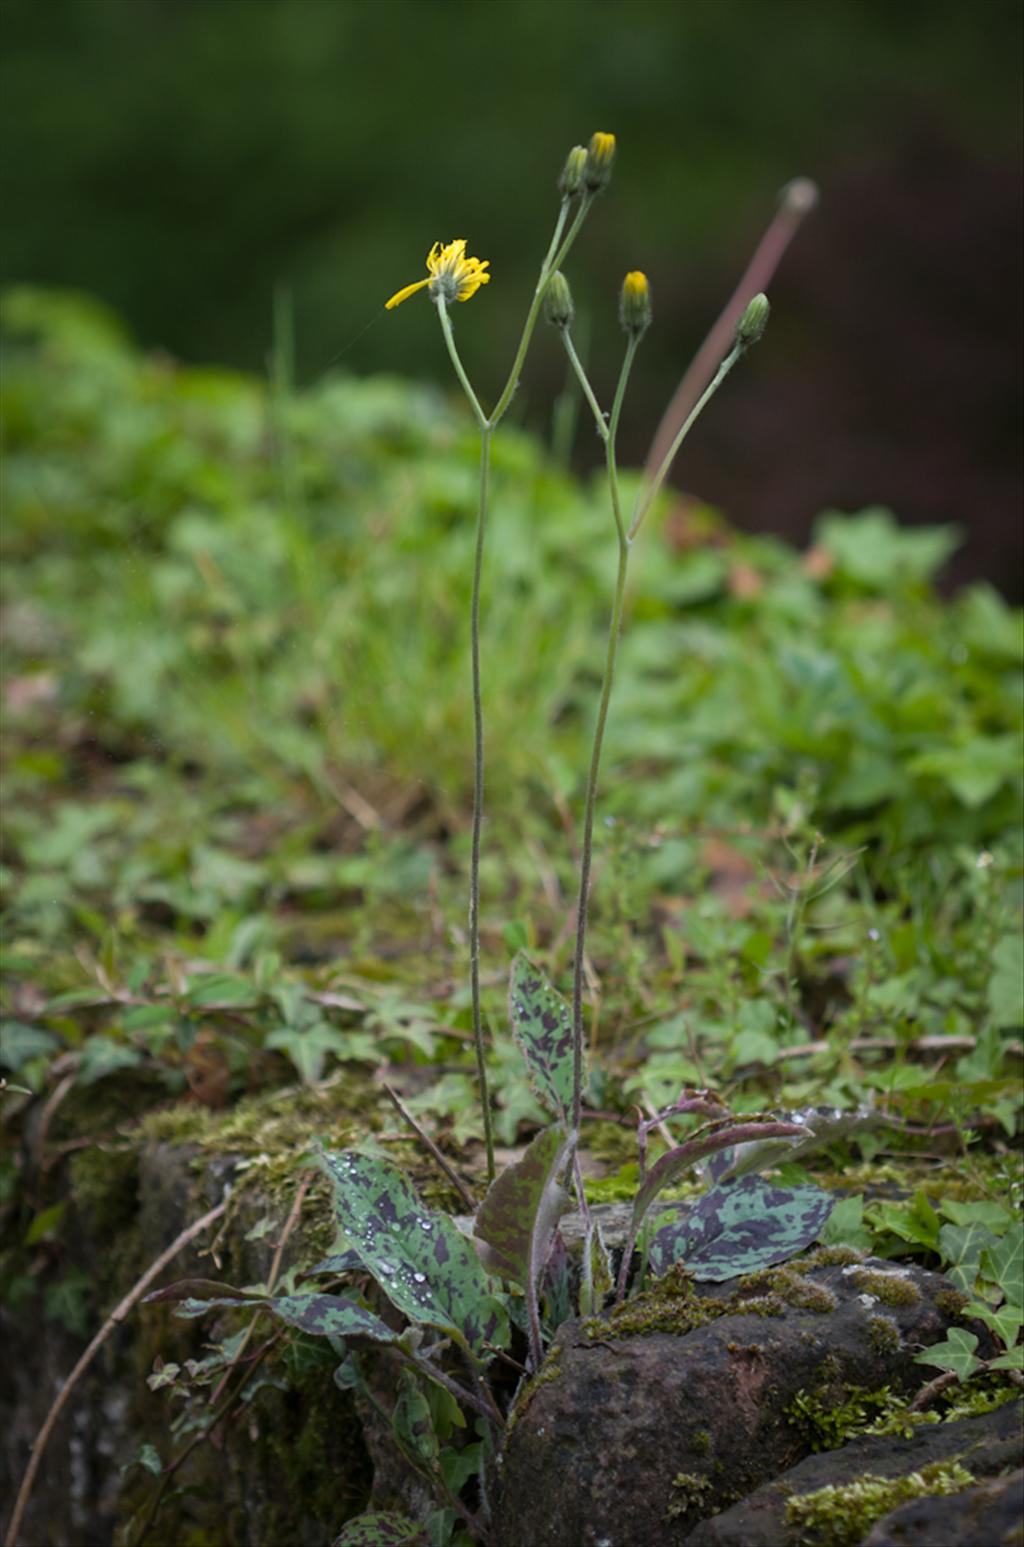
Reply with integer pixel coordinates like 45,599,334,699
4,1197,228,1547
382,1082,477,1210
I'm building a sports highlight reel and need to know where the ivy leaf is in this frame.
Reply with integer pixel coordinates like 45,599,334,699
819,1194,874,1254
989,1345,1024,1372
318,1148,508,1354
938,1222,1001,1294
979,1223,1023,1309
333,1513,426,1547
508,954,575,1121
964,1300,1023,1349
265,1022,353,1084
915,1328,982,1380
649,1177,834,1281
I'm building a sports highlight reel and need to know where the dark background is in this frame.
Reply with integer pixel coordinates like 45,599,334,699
3,0,1021,590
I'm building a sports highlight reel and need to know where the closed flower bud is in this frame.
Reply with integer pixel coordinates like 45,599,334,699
736,292,770,350
559,146,588,199
584,131,616,193
619,270,652,337
543,270,574,330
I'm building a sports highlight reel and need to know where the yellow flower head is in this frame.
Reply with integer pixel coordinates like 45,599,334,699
619,270,652,337
584,131,616,192
385,239,491,311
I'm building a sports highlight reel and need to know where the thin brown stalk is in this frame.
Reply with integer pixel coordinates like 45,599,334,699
382,1082,477,1210
4,1197,228,1547
641,178,817,494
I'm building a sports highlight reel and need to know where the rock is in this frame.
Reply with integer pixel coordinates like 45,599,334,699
684,1400,1022,1545
862,1467,1023,1547
494,1258,975,1547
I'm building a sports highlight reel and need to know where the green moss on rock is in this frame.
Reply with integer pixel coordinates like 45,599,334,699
784,1459,975,1547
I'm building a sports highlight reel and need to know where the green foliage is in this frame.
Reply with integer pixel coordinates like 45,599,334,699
508,956,576,1122
649,1176,833,1281
317,1148,507,1354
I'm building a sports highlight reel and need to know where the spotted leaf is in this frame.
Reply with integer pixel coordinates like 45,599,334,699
318,1147,508,1354
509,953,576,1120
171,1290,399,1343
649,1176,834,1281
333,1512,425,1547
474,1123,571,1367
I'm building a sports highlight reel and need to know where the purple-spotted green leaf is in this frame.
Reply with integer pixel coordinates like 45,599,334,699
474,1123,571,1368
144,1278,269,1306
171,1290,399,1344
509,954,576,1120
914,1327,983,1380
318,1148,508,1354
648,1177,834,1281
633,1121,806,1232
332,1512,425,1547
392,1370,439,1470
474,1124,571,1288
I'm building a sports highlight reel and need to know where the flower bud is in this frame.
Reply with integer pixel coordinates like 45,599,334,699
559,146,588,199
619,270,652,338
543,270,574,330
584,131,616,193
736,293,770,351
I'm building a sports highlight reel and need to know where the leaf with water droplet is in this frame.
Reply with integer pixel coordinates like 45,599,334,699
509,954,576,1121
318,1146,507,1354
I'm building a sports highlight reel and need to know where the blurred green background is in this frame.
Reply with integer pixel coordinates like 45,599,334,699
2,0,1021,587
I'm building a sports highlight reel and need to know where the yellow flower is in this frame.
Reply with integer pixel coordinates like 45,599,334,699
385,239,491,311
619,270,652,336
584,131,616,192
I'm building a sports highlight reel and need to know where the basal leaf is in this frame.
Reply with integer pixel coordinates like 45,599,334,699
262,1294,400,1344
509,954,575,1121
474,1123,571,1289
318,1147,507,1354
648,1176,834,1282
634,1120,806,1231
711,1105,884,1183
474,1123,571,1367
168,1290,398,1345
392,1369,439,1470
332,1512,425,1547
914,1327,982,1380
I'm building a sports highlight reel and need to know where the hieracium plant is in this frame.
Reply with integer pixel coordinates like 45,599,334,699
154,135,843,1547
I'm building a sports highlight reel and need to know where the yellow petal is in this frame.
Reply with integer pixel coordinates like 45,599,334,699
385,276,432,310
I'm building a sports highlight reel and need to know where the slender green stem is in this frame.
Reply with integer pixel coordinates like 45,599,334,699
491,195,592,426
630,341,743,541
436,298,496,1183
438,298,488,431
562,330,608,443
564,335,638,1131
469,426,495,1182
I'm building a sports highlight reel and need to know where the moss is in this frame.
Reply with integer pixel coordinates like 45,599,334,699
935,1287,971,1316
867,1315,902,1355
784,1460,975,1547
735,1266,838,1314
800,1245,865,1269
692,1427,712,1455
506,1352,563,1435
664,1471,714,1521
786,1384,908,1451
584,1270,733,1341
845,1265,921,1306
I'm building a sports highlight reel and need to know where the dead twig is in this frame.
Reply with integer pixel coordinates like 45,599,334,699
382,1082,477,1211
4,1196,228,1547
